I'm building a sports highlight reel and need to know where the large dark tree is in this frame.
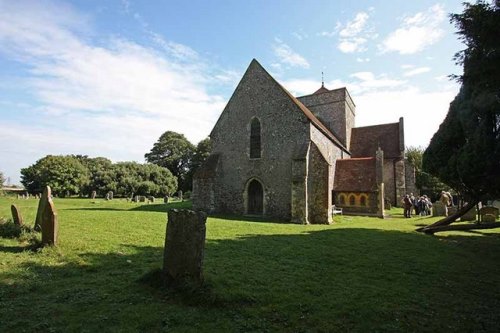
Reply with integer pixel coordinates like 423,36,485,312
145,131,195,192
420,1,500,233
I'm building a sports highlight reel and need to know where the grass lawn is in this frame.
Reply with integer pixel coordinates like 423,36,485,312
1,197,499,332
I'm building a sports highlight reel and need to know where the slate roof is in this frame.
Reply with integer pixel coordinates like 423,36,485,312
350,122,402,159
333,157,378,192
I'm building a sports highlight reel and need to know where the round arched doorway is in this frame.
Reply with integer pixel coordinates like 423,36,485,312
247,179,264,215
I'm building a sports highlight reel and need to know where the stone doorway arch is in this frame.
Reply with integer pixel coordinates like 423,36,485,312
246,179,264,215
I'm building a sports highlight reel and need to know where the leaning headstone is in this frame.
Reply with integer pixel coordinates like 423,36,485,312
11,204,23,226
90,191,97,199
148,196,155,203
163,209,207,286
35,186,51,230
432,201,447,217
461,206,477,221
164,196,169,204
34,186,58,246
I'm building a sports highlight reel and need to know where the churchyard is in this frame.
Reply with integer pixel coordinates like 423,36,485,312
1,196,499,332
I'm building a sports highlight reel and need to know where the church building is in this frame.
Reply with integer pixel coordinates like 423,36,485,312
193,59,415,224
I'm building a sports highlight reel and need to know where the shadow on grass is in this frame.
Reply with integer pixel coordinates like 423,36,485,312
1,226,500,332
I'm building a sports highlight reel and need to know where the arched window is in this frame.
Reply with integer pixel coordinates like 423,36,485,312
360,195,367,206
349,195,356,206
339,194,346,205
250,118,261,158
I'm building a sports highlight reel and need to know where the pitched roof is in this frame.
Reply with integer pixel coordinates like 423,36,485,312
313,85,329,95
333,157,378,192
350,122,402,158
249,60,349,153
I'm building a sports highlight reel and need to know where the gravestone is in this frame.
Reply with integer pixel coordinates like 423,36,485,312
138,196,147,203
461,206,477,221
91,191,97,199
34,186,58,246
163,209,207,286
133,195,139,203
148,196,155,203
432,201,447,217
178,190,183,202
448,206,457,216
164,196,169,204
480,206,499,223
105,192,110,200
109,191,114,200
11,204,23,226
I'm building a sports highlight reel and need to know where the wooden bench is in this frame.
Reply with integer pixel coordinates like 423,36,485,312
332,205,343,216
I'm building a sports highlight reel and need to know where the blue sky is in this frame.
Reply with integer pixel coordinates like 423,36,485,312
0,0,464,184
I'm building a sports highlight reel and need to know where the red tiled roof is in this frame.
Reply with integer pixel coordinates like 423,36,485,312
350,123,401,158
333,158,377,192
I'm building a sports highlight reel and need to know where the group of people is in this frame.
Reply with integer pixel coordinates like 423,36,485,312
402,193,433,218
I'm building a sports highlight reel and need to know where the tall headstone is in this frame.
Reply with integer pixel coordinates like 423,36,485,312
163,209,207,286
11,204,23,226
90,190,97,199
432,201,447,217
35,186,58,246
164,196,169,204
178,190,183,202
109,191,114,200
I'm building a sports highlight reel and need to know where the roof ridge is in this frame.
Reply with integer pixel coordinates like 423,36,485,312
251,59,349,153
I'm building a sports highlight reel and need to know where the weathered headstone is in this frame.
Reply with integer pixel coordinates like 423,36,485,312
178,190,183,202
108,191,114,200
461,206,477,221
163,209,207,285
432,201,447,217
11,204,23,226
448,206,457,216
34,186,58,246
138,196,147,203
148,196,155,203
164,196,169,204
90,190,97,199
480,206,499,223
133,195,139,203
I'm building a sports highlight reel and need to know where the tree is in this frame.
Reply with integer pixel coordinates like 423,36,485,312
0,170,4,187
406,146,449,200
145,131,195,192
21,155,90,197
420,1,500,233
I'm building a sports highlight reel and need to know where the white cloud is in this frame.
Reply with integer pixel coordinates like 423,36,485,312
0,1,227,183
272,38,310,68
403,66,431,77
356,57,370,63
332,11,377,54
380,4,446,54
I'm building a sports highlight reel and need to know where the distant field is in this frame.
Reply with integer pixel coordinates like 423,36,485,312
1,197,499,332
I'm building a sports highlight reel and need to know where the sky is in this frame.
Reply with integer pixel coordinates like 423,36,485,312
0,0,465,185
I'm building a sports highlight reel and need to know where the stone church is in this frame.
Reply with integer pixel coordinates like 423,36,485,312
193,59,415,224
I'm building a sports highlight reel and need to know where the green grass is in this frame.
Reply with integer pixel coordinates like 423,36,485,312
1,197,499,332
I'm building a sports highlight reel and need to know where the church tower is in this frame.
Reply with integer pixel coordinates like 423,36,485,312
297,85,355,151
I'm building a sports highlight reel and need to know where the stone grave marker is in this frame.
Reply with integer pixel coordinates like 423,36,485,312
34,186,58,246
138,196,147,203
432,201,447,217
164,196,169,204
148,196,155,203
163,209,207,286
480,206,499,223
91,190,97,199
109,191,114,200
11,204,23,226
461,206,477,221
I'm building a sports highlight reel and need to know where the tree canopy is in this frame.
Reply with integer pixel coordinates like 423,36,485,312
423,1,500,203
145,131,195,192
406,146,448,200
21,155,90,197
21,155,177,197
145,132,212,192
